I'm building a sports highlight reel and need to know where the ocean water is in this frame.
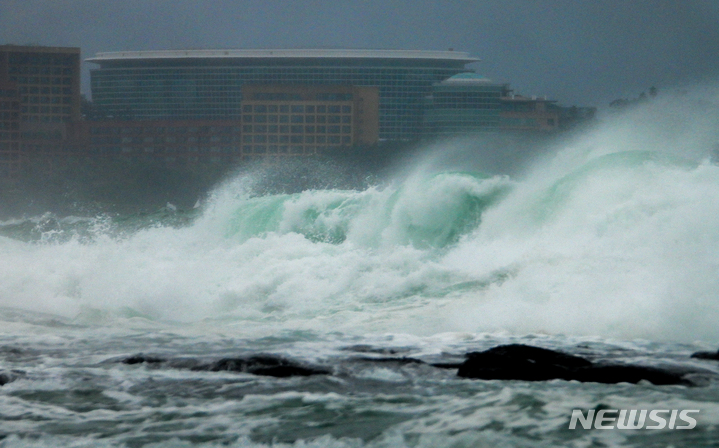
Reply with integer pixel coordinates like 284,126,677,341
2,92,719,446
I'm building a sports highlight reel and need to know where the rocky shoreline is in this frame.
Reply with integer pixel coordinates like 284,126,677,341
78,343,717,387
3,343,716,389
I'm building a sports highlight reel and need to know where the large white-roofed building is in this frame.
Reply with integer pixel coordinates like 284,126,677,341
87,49,478,141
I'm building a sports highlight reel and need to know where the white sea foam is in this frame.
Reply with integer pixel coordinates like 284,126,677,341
1,87,719,343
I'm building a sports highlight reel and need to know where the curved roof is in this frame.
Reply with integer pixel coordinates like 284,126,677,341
442,72,493,83
86,49,479,64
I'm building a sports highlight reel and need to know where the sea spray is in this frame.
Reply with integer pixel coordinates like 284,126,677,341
441,89,719,341
1,88,719,342
0,170,511,331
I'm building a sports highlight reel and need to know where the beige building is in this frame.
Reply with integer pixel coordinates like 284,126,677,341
499,95,559,132
67,84,380,166
240,84,379,159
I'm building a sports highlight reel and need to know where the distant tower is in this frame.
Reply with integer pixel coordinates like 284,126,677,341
0,45,81,182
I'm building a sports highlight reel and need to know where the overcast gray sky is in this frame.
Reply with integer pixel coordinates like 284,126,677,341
1,0,717,107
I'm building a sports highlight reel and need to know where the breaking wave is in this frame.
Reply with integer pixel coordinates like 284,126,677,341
2,87,719,343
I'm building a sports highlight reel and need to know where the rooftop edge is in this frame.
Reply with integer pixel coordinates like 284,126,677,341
86,49,479,63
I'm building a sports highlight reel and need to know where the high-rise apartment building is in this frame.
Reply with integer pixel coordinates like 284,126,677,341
0,45,81,124
0,45,81,181
0,82,20,181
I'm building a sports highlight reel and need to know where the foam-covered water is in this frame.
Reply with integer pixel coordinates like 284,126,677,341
2,89,719,446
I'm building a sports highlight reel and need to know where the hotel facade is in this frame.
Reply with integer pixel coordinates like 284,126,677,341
1,45,579,182
71,84,379,164
87,49,476,141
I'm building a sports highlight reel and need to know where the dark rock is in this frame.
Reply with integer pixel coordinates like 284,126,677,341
0,346,23,356
458,344,591,381
429,362,465,369
354,356,427,365
691,350,719,360
197,355,331,378
341,345,411,355
121,354,166,365
113,345,705,385
114,353,329,378
457,344,694,386
0,370,25,386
